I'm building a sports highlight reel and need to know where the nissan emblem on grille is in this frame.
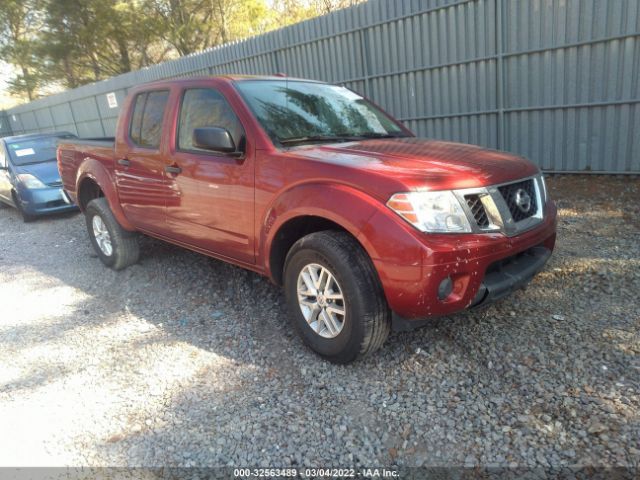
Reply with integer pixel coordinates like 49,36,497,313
514,188,532,213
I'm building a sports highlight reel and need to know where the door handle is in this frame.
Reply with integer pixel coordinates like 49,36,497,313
165,165,182,174
117,158,130,167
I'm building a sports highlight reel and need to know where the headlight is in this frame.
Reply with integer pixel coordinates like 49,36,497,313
16,173,47,189
387,190,472,233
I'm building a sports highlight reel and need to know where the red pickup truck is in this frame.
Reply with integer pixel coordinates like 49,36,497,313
58,75,556,363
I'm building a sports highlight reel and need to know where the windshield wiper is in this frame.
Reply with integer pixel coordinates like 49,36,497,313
279,132,408,146
279,135,354,146
18,158,57,166
351,132,408,139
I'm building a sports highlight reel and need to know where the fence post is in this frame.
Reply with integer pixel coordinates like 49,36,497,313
17,113,26,134
48,106,56,132
93,96,106,136
68,101,79,136
358,28,372,98
495,0,506,151
33,109,41,133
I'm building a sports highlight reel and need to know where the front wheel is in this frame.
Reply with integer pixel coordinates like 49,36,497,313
12,191,35,223
85,197,139,270
284,231,391,364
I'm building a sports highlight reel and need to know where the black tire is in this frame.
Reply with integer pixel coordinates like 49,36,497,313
284,230,391,363
12,191,35,223
85,197,139,270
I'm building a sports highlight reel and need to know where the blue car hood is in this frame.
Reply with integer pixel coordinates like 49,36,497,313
15,160,60,185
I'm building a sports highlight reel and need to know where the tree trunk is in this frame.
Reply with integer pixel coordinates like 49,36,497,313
116,35,132,73
63,56,78,88
21,66,33,101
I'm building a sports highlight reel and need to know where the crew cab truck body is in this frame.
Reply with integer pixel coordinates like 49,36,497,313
58,76,557,363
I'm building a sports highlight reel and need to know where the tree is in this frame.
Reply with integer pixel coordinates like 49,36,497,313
0,0,365,104
0,0,43,100
145,0,277,56
310,0,364,15
37,0,172,89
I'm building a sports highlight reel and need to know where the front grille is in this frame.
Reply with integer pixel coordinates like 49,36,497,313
45,199,66,208
465,194,489,228
498,179,537,222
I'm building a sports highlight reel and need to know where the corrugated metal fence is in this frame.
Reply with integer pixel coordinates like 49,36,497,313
0,111,12,137
2,0,639,173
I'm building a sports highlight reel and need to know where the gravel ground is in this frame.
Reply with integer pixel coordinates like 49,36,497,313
0,175,638,471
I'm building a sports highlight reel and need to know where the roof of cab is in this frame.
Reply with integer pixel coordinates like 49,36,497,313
131,74,324,90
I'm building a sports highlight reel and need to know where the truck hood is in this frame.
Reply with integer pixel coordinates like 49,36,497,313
15,159,61,185
290,138,539,191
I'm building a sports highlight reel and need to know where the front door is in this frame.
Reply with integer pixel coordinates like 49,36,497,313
163,87,255,264
114,90,170,233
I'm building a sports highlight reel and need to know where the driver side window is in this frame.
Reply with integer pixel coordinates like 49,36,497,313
177,88,244,153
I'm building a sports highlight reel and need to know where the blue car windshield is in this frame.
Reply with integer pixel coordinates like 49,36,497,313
6,136,68,166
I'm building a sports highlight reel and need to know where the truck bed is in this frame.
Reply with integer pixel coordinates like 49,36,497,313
57,137,117,201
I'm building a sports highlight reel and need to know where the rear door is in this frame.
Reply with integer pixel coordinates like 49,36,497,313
163,87,255,264
114,90,171,233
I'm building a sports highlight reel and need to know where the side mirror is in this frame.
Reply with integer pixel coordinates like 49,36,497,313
193,127,236,154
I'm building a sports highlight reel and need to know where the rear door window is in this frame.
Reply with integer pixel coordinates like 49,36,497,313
129,90,169,148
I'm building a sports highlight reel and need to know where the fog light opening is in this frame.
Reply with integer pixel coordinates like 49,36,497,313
438,276,453,301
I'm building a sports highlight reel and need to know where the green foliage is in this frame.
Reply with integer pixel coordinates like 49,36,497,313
0,0,43,100
0,0,364,102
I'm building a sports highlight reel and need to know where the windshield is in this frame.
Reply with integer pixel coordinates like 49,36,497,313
235,80,408,146
6,135,71,166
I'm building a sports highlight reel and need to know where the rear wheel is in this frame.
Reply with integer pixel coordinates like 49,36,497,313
12,191,35,223
85,197,139,270
284,231,391,364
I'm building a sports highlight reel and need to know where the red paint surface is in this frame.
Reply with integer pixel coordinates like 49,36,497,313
58,76,557,320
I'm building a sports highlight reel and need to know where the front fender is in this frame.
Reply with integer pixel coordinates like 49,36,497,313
76,158,136,231
261,183,382,275
261,181,443,287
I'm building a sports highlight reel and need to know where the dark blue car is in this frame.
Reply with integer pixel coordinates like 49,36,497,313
0,132,79,222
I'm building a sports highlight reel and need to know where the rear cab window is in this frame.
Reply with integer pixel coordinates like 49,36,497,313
129,90,170,148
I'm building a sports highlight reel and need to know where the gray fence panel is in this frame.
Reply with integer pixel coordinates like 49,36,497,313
499,0,640,172
1,0,639,172
0,111,12,137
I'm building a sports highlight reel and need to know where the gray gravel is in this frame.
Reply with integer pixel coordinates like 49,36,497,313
0,176,638,469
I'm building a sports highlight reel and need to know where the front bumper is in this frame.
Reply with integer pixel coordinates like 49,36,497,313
17,186,78,216
372,201,557,325
469,245,551,308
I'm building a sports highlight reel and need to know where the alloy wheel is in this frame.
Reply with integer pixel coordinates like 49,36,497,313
92,215,113,256
296,263,346,338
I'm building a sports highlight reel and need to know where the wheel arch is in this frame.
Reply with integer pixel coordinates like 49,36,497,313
268,215,357,285
263,183,384,285
75,159,136,231
77,176,104,211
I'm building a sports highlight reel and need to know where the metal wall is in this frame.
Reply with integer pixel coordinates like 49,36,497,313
0,111,12,137
2,0,639,172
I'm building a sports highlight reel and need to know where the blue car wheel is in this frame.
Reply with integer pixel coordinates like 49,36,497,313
12,190,35,223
